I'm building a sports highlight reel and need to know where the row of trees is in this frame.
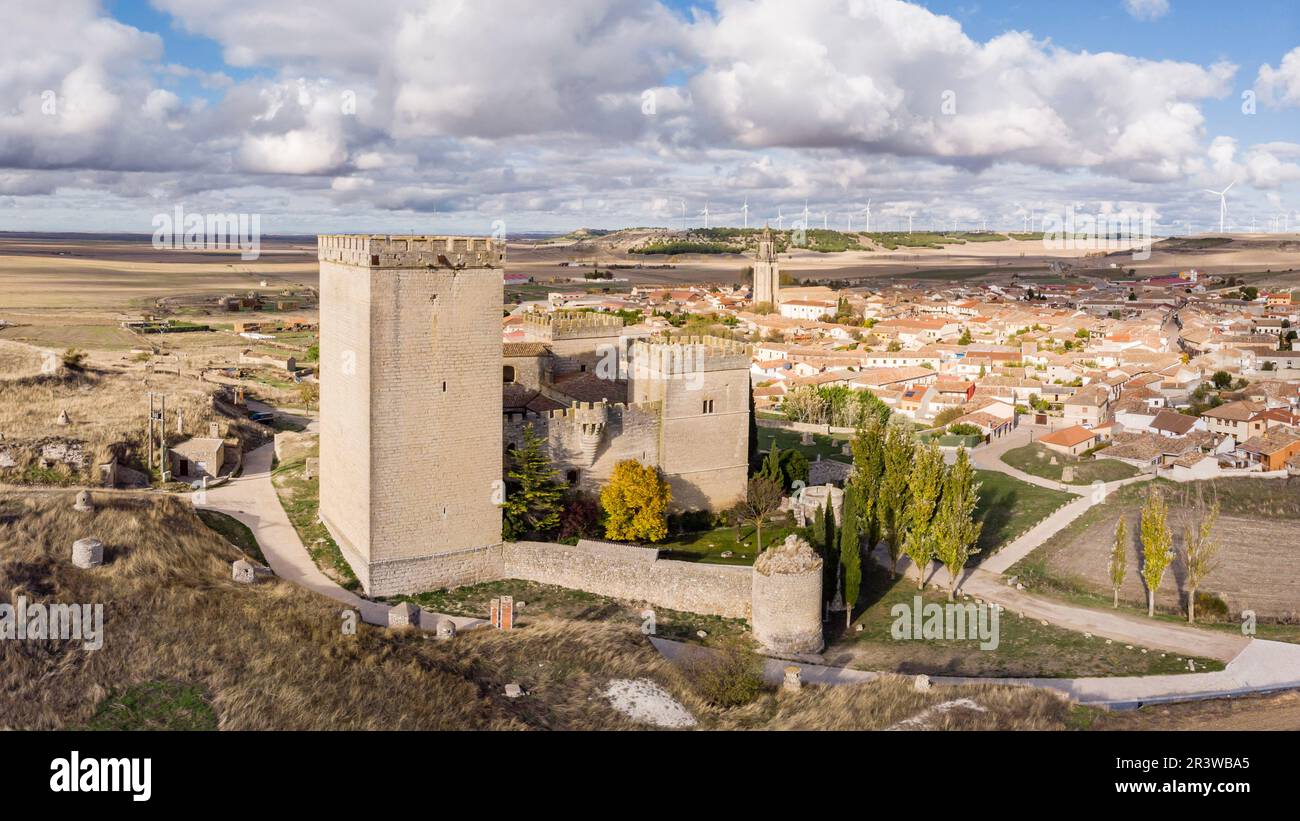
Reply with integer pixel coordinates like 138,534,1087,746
1108,484,1223,623
782,384,892,429
849,417,984,604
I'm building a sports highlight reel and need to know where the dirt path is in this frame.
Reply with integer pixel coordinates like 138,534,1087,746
195,442,484,633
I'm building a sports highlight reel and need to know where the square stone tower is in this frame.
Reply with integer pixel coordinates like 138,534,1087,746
751,227,780,308
628,336,751,510
317,235,504,596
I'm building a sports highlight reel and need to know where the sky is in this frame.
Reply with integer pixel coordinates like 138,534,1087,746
2,0,1300,236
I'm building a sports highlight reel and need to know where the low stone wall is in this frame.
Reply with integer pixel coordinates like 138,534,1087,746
757,418,856,436
503,539,751,619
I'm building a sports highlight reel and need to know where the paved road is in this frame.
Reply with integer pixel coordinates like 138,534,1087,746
195,442,484,632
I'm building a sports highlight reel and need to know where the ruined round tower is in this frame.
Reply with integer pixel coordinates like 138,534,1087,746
750,534,823,655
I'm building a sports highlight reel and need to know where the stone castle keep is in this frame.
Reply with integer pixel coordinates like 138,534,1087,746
505,311,750,511
318,235,505,595
317,235,820,654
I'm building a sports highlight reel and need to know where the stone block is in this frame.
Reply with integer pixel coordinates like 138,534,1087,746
388,602,421,628
232,559,255,583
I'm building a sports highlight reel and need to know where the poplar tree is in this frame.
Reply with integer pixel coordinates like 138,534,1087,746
877,420,914,579
1139,486,1174,618
1109,517,1128,609
933,448,982,601
850,415,886,556
839,485,862,626
1182,485,1222,624
902,440,945,590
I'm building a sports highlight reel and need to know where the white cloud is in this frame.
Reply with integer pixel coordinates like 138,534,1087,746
1255,47,1300,108
1123,0,1170,22
0,0,1291,232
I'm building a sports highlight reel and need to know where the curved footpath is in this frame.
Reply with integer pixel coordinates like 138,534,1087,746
194,441,484,633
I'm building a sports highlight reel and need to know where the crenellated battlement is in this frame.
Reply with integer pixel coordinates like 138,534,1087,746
503,398,662,424
629,334,751,373
523,309,624,340
317,234,505,269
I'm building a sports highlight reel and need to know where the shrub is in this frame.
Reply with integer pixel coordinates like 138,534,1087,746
947,422,981,436
681,639,764,708
1193,590,1229,622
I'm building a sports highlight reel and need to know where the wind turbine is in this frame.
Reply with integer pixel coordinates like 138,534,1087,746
863,200,872,233
698,201,710,229
846,212,852,233
907,213,914,234
802,200,811,235
1203,181,1235,233
774,208,785,230
822,212,828,231
680,199,687,233
741,197,749,229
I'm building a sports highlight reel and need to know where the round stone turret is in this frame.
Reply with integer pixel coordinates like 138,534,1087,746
751,534,823,655
574,401,608,466
72,538,104,569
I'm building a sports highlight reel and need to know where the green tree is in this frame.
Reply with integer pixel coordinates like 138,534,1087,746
932,448,982,601
850,415,887,553
502,425,565,540
1139,486,1174,617
839,485,862,626
1211,370,1232,389
735,475,783,554
901,440,945,590
932,406,964,427
601,460,672,543
1109,517,1128,609
957,328,972,346
877,420,914,578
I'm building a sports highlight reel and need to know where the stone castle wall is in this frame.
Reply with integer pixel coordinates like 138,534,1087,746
503,540,751,619
505,401,662,499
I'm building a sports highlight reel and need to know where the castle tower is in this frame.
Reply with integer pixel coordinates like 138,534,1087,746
752,227,781,308
628,335,751,510
317,235,504,596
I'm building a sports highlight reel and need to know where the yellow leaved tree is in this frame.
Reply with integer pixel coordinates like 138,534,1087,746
600,460,672,543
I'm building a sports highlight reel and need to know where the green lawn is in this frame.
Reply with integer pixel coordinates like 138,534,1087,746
657,519,803,565
757,427,853,463
1001,442,1140,484
272,456,359,590
83,681,218,731
395,578,749,643
825,565,1223,678
973,469,1073,557
196,508,267,565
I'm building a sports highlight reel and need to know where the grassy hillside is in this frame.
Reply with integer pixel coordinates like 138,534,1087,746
0,490,1081,730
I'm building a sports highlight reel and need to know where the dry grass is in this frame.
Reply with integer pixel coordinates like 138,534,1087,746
0,339,47,379
0,490,1083,730
0,345,251,482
